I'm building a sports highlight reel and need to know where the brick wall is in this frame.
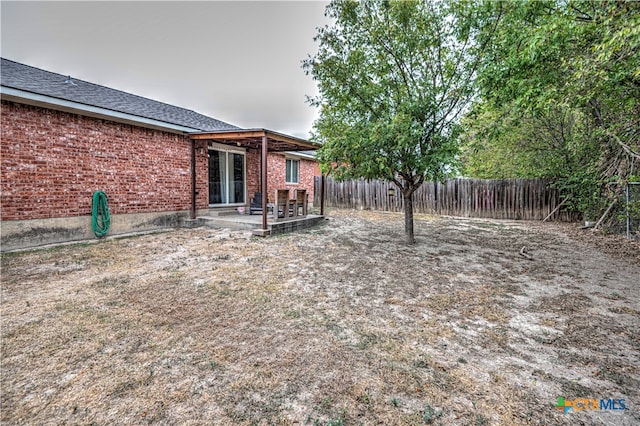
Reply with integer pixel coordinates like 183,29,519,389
1,101,197,220
243,151,317,204
298,157,318,202
246,149,261,201
265,154,316,203
194,140,209,210
1,101,319,221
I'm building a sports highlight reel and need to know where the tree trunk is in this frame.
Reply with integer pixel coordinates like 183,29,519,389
393,175,422,245
404,192,415,244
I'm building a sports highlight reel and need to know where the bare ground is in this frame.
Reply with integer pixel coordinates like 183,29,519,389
1,209,639,425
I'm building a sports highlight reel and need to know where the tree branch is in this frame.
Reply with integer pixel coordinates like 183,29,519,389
432,3,505,135
607,130,640,160
543,197,567,222
570,5,593,22
379,36,415,99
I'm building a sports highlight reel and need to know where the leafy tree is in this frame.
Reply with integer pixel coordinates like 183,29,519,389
463,0,640,219
304,0,499,243
461,100,601,211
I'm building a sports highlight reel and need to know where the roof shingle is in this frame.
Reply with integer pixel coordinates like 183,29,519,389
1,58,239,132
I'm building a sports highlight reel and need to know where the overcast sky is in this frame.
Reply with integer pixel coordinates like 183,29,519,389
1,1,331,138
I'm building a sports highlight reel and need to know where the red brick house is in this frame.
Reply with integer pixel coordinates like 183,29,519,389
1,58,321,251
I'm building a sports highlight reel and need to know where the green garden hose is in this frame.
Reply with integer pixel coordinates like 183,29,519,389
91,190,111,238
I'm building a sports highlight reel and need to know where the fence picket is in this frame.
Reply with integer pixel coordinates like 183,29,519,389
314,177,578,221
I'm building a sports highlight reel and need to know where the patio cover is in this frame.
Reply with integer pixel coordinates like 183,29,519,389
189,129,323,232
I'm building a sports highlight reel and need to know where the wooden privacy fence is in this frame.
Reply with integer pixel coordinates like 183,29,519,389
314,177,578,221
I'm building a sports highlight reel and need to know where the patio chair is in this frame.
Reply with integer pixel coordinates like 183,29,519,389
249,192,262,215
273,189,291,222
294,189,307,217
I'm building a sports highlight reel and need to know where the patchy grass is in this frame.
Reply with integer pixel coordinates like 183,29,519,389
2,209,639,425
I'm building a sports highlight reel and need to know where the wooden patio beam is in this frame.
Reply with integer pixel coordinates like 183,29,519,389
190,129,320,151
320,174,325,216
190,130,267,140
261,134,268,231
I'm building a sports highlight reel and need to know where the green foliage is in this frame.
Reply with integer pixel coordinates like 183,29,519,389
460,102,577,179
304,0,483,241
304,0,467,186
461,0,640,219
305,0,639,222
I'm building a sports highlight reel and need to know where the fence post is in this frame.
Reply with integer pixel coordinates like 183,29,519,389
627,182,630,240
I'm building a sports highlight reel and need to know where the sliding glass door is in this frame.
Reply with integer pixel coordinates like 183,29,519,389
208,149,245,205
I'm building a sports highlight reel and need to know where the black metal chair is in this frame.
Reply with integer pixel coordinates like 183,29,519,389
249,192,274,216
249,192,263,215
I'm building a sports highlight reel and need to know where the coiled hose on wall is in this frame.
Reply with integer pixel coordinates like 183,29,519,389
91,190,111,238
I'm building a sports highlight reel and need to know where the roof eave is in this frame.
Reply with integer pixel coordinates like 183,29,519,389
190,128,321,151
1,86,200,134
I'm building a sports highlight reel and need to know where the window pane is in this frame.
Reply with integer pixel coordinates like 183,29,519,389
208,150,226,204
228,153,244,203
209,150,244,205
286,159,299,183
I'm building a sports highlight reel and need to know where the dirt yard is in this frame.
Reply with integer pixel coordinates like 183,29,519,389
2,209,639,425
